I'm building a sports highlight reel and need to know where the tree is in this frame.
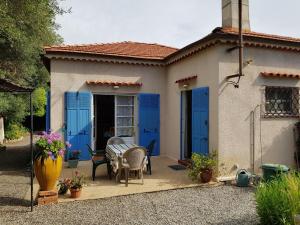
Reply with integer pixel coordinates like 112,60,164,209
0,0,68,138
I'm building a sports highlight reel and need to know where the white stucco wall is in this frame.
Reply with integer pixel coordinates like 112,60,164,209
218,45,300,176
165,47,220,160
49,42,300,177
50,59,167,155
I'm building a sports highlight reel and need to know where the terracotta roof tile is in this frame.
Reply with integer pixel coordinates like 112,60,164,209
260,72,300,79
220,27,300,43
175,75,198,84
86,80,142,87
44,41,178,60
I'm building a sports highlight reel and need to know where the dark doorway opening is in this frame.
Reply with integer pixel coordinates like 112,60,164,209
94,95,115,150
181,90,192,159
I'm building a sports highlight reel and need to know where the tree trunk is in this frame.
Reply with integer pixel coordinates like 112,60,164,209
0,117,4,144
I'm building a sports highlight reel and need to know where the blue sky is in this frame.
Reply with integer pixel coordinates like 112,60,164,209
56,0,300,48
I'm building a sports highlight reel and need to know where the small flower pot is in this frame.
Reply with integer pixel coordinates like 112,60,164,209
68,159,79,168
200,168,213,183
70,188,82,198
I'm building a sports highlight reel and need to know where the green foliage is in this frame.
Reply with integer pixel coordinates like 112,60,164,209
256,173,300,225
0,0,68,134
5,123,27,140
32,87,47,117
0,93,27,124
188,152,217,181
69,171,85,190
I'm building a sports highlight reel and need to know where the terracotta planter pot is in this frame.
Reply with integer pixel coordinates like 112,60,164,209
34,156,63,191
70,188,82,198
200,168,213,183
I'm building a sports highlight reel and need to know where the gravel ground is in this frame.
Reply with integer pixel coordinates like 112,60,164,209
0,185,259,225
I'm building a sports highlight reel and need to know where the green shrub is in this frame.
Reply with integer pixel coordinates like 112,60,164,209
255,172,300,225
188,152,217,181
5,123,28,140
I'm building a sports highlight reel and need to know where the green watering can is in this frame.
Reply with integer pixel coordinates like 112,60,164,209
236,169,251,187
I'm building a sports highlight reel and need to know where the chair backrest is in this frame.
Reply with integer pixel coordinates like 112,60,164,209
146,139,156,157
123,147,147,170
86,144,94,157
107,136,125,145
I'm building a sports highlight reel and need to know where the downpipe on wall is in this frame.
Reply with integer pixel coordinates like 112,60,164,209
250,104,262,174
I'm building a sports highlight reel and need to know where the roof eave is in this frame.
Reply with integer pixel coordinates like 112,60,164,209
43,51,166,66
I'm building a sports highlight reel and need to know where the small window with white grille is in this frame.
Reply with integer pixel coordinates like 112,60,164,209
264,86,299,117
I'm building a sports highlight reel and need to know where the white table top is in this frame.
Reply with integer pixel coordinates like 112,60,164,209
106,143,137,159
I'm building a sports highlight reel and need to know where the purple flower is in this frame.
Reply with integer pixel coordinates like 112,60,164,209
47,139,53,144
47,151,52,156
58,149,65,156
65,141,72,148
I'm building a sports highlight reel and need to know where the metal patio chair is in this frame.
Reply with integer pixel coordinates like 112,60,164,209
120,146,147,187
87,144,109,181
146,140,156,175
107,136,125,145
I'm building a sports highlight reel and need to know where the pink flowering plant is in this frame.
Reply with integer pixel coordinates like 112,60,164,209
35,131,71,160
68,171,85,190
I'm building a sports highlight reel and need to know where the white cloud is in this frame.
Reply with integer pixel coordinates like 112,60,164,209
56,0,300,48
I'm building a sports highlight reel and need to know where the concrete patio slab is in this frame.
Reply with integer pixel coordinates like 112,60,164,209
57,156,219,202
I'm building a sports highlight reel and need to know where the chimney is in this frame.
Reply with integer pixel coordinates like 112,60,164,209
222,0,250,31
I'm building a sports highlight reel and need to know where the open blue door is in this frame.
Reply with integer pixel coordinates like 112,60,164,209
192,87,209,155
138,93,160,156
65,92,92,160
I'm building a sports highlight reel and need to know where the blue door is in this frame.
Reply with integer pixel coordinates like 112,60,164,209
65,92,92,160
138,93,160,156
192,87,209,155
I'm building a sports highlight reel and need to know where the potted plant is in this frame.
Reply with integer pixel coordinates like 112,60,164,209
68,150,81,168
57,178,71,195
188,152,217,183
68,171,85,198
34,131,71,191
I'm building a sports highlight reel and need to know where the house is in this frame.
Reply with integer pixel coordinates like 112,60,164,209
43,0,300,178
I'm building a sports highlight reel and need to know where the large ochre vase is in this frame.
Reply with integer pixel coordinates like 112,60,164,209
34,156,63,191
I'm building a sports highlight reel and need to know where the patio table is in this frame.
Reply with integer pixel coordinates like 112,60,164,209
106,143,147,181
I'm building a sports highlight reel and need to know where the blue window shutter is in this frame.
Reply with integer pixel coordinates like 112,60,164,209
65,92,92,160
192,87,209,155
138,93,160,156
45,91,51,132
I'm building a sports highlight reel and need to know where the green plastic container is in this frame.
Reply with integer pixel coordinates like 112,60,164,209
261,164,289,181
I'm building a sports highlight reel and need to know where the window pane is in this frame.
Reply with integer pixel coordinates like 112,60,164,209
117,117,133,127
265,86,299,117
116,96,133,105
116,96,134,137
117,127,133,137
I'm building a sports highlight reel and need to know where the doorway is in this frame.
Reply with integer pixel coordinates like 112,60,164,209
94,95,136,150
181,90,192,159
94,95,115,150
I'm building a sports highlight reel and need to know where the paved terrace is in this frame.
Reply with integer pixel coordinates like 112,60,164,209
55,156,218,202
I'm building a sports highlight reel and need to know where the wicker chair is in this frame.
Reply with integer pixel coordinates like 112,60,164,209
107,136,125,145
87,144,109,181
120,147,147,187
146,140,156,175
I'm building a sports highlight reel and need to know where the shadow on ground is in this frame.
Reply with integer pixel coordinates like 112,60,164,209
0,144,31,171
0,196,31,207
0,137,32,211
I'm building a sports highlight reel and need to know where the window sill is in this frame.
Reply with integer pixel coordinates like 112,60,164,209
263,114,300,119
